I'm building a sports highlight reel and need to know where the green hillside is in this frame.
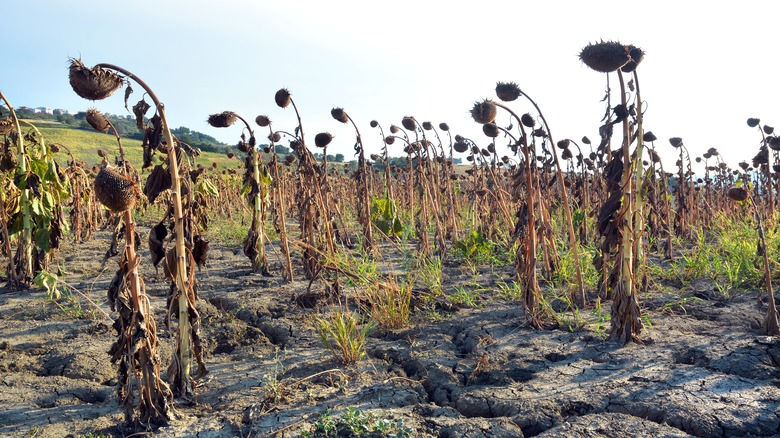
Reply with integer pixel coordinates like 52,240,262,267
28,121,242,170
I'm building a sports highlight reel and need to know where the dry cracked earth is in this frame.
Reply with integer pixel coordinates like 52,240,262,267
2,231,780,437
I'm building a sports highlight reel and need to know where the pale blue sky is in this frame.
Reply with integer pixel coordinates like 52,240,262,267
2,1,777,169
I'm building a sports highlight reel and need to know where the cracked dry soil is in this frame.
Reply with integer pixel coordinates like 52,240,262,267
2,233,780,438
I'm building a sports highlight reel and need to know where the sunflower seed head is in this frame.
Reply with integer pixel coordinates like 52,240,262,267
495,82,522,102
314,132,334,148
579,41,632,73
275,88,291,108
86,108,111,133
255,115,271,127
331,108,349,123
68,58,124,101
470,100,497,124
207,111,237,128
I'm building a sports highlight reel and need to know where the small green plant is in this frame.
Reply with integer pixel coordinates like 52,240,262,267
76,433,112,438
34,270,101,320
362,277,412,329
301,407,414,438
371,196,404,238
315,307,376,365
417,256,443,298
496,280,523,301
259,350,289,405
450,285,482,308
592,297,610,336
25,426,43,437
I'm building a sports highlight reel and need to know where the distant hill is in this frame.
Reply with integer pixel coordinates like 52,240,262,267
18,119,242,171
13,107,231,155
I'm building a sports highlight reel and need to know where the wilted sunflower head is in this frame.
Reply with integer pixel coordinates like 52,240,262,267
370,120,379,128
727,187,749,202
422,121,433,131
0,118,13,135
579,41,632,73
643,131,658,142
669,137,684,148
275,88,292,108
331,108,349,123
439,122,449,131
483,123,500,138
86,108,111,133
495,82,521,102
470,100,497,124
94,166,139,213
207,111,237,128
520,113,535,128
68,58,124,101
255,115,271,127
314,132,334,148
384,135,395,145
401,116,416,131
620,45,645,73
747,118,760,128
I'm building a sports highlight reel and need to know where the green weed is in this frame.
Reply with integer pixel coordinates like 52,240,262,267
314,307,376,365
301,407,414,438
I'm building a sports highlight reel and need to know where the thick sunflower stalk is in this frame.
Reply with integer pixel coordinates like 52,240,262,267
580,41,646,343
69,59,206,398
102,169,173,427
0,94,71,287
495,82,587,306
207,111,270,275
470,99,546,327
76,103,173,426
256,115,293,281
275,88,336,280
331,107,374,255
0,93,33,286
727,184,780,335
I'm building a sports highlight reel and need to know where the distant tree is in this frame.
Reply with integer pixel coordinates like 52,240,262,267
56,113,76,125
334,153,345,162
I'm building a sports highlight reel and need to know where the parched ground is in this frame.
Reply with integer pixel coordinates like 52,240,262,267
2,232,780,438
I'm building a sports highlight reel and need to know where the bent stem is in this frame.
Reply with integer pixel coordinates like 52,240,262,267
97,63,194,396
749,192,780,335
609,70,642,343
0,92,30,286
510,94,586,307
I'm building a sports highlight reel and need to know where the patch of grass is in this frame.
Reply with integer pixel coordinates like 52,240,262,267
314,306,376,365
416,256,443,299
362,277,412,329
496,280,523,301
450,285,483,308
591,297,610,336
37,124,234,169
208,215,250,247
301,407,414,438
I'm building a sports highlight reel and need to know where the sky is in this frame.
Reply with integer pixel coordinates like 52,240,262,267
2,1,778,171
